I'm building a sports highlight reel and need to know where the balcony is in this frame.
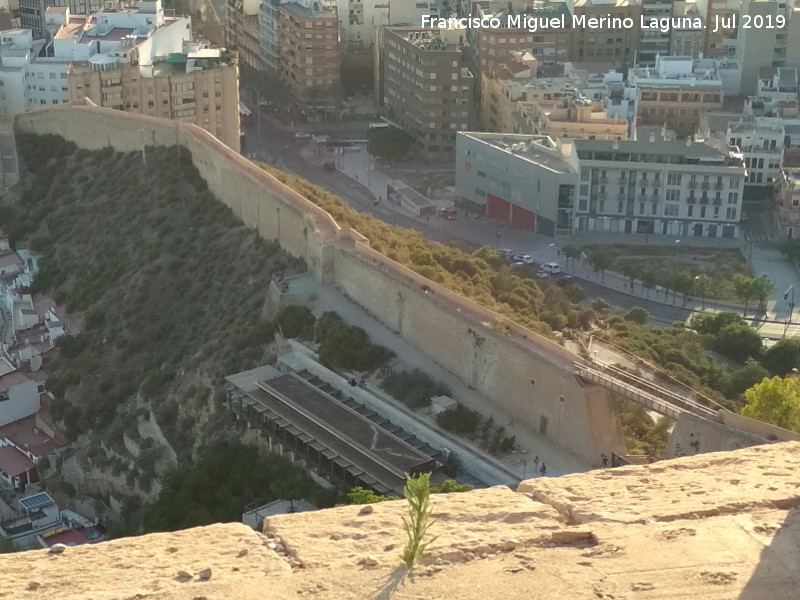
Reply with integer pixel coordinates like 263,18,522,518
713,198,722,206
686,196,696,204
597,177,609,184
597,192,607,199
700,197,709,205
618,177,627,184
688,181,697,189
714,183,723,190
701,181,710,190
651,179,662,187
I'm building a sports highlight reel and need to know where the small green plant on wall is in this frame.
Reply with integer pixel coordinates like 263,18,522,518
400,473,437,569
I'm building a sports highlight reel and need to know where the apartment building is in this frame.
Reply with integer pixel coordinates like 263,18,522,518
757,66,799,105
470,1,572,76
777,168,800,238
0,30,38,115
726,117,785,188
637,0,671,66
24,3,242,150
456,132,575,236
571,137,746,239
259,0,285,74
735,0,800,95
278,0,340,117
669,0,704,58
481,54,615,132
68,50,240,150
18,0,45,37
383,28,472,157
570,0,642,71
628,55,730,139
514,96,627,140
226,0,262,71
698,0,738,58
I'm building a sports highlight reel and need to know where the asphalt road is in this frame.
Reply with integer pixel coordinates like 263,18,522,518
241,118,692,326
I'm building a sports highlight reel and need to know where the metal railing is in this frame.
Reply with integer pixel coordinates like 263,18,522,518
575,361,719,420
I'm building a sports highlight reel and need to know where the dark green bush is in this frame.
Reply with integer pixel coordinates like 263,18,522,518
381,368,450,409
316,312,394,371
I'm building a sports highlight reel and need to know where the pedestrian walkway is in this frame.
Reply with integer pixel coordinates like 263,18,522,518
293,274,591,478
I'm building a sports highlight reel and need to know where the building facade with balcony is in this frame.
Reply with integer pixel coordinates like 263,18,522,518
226,0,263,71
570,0,642,71
627,55,735,140
278,0,341,117
726,117,784,188
570,137,746,239
455,132,576,237
383,27,472,157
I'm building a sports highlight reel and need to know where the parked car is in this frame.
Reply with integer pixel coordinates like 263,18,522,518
511,254,525,263
438,207,458,220
499,248,514,259
520,254,535,265
294,131,311,139
540,262,562,274
535,269,550,279
511,261,525,267
323,161,336,171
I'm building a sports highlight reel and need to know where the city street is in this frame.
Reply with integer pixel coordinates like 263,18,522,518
241,115,800,334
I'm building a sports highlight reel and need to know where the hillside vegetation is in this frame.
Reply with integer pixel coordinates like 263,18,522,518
2,135,305,461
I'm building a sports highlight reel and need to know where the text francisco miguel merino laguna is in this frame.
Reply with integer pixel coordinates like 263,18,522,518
421,13,786,33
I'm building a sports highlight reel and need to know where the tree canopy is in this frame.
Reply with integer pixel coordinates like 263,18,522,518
367,127,410,160
142,441,336,532
742,375,800,432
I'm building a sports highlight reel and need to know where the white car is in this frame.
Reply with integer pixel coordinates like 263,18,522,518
294,131,311,139
535,270,550,279
499,248,514,258
520,254,535,265
540,262,562,274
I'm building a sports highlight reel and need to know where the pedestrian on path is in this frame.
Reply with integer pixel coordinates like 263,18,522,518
539,463,547,476
533,455,539,471
601,453,609,468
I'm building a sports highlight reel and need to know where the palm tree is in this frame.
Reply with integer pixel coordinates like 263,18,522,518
733,274,757,316
562,244,581,272
694,274,711,309
587,247,616,283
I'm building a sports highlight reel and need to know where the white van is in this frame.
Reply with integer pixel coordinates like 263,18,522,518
540,262,562,274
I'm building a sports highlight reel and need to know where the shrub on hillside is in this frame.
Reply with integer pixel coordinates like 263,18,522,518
315,312,394,371
381,368,451,409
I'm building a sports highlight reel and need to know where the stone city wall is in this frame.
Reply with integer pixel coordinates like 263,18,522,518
15,104,624,463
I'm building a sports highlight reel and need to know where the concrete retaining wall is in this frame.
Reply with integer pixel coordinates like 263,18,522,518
14,104,625,464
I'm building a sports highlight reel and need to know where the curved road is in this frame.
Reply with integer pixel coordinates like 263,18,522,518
241,118,692,326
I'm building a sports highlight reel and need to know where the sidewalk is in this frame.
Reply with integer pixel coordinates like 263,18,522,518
302,145,800,326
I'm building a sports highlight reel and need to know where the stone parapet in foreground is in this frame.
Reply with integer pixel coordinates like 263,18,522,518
0,443,797,599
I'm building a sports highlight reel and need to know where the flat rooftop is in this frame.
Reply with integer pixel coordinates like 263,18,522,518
243,372,436,494
393,185,435,209
460,132,573,174
574,138,732,161
281,2,336,19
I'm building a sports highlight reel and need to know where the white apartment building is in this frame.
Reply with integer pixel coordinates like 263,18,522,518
0,30,37,114
757,66,799,105
726,117,784,187
571,137,746,239
0,2,195,114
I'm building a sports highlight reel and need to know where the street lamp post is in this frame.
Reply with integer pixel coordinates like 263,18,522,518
784,285,795,338
496,230,501,250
